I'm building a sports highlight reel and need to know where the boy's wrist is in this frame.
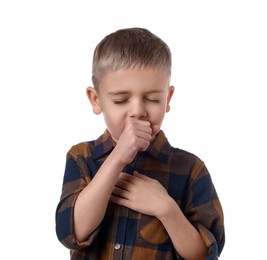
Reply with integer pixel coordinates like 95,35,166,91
110,145,137,166
156,196,180,222
108,149,128,169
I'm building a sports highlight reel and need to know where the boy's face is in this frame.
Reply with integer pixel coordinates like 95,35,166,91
87,69,174,142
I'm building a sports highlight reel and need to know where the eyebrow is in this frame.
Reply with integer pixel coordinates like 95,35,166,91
107,91,130,96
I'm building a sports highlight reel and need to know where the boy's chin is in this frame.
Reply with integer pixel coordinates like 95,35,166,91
151,124,161,137
110,135,119,143
151,128,161,139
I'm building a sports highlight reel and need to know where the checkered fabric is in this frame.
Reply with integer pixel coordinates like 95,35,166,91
56,130,225,259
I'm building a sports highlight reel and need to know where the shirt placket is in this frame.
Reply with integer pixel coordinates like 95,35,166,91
113,206,129,259
112,153,144,259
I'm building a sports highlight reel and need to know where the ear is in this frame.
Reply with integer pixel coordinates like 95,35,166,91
166,86,175,113
86,87,102,114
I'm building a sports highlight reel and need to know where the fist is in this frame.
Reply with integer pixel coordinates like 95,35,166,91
114,119,152,164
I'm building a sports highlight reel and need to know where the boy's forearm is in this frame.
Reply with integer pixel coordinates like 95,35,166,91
157,198,207,260
74,150,126,242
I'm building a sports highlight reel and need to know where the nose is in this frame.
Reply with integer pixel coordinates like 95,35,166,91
129,99,147,119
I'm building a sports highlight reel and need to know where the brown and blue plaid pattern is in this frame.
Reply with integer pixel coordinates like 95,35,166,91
56,130,225,259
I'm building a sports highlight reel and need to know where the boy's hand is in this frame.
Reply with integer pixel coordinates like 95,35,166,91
113,119,153,165
110,171,170,217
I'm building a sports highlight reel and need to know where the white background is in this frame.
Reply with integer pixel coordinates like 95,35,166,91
0,0,266,259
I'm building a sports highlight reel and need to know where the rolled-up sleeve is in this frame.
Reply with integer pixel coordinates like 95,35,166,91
55,145,100,250
184,159,225,259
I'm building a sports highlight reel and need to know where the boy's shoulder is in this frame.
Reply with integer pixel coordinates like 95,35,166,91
169,145,204,167
67,140,95,160
67,130,113,160
171,145,199,158
150,132,205,173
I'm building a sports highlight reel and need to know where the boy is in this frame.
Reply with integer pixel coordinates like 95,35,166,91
56,28,225,260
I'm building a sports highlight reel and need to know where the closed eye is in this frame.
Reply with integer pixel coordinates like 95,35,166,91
145,98,160,103
113,99,128,104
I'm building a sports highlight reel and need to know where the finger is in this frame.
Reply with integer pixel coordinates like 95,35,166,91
135,130,152,141
119,172,136,183
135,122,153,134
136,139,151,151
127,119,153,135
112,186,130,199
110,194,124,204
127,118,151,127
115,178,132,190
110,194,131,208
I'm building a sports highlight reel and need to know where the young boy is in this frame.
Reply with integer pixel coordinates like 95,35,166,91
56,28,225,260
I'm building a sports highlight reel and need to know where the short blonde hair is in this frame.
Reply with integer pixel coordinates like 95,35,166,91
92,28,172,88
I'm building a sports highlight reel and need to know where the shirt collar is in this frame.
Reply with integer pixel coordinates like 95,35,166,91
147,130,171,164
93,129,171,164
93,129,116,160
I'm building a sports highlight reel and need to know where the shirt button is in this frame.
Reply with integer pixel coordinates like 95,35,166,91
114,243,121,250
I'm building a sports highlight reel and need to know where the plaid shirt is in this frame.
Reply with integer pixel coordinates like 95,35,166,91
56,130,225,260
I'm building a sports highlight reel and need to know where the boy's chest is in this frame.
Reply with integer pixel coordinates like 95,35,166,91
122,153,189,202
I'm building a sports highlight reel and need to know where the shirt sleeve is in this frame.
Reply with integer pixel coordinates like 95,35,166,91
183,158,225,259
55,145,100,250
